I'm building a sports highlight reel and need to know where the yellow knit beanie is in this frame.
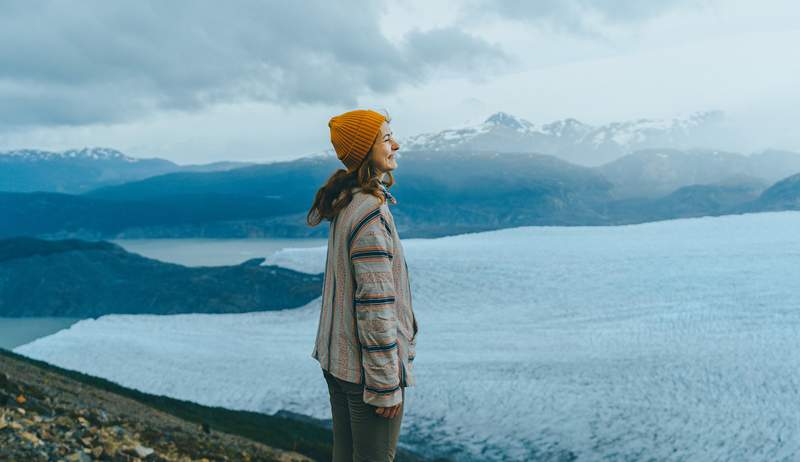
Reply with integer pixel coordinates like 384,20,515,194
328,109,387,172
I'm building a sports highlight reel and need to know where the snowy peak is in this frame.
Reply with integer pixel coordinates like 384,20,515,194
541,118,593,138
589,110,724,147
484,112,533,131
403,112,542,151
1,147,141,163
62,147,140,162
402,110,725,166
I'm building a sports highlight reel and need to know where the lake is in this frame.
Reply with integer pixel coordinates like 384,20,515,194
16,212,800,461
0,317,82,349
110,237,327,267
2,238,325,348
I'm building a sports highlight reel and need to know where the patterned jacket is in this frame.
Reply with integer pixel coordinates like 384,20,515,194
312,184,418,407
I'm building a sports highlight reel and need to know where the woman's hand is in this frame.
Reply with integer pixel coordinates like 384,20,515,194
375,402,402,419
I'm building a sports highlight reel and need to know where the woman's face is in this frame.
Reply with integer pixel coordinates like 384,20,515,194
370,121,400,174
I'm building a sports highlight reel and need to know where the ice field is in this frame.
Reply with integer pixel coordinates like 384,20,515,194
16,211,800,461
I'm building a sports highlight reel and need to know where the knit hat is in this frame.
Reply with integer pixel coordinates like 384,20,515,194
329,109,387,172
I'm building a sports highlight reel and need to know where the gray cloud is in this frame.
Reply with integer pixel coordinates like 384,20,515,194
0,0,507,129
404,27,509,78
471,0,710,38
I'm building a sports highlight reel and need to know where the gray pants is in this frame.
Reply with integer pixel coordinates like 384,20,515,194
323,369,404,462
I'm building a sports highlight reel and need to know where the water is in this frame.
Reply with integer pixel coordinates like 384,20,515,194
1,239,325,349
16,212,800,461
111,238,327,267
0,317,82,349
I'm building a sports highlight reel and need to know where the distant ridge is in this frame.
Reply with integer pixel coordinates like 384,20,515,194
1,146,145,162
0,147,257,194
403,110,726,165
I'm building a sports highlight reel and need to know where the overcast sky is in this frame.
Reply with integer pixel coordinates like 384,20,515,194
1,0,798,164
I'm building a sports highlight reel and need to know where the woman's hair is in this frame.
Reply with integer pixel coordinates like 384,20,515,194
307,154,395,226
308,108,395,226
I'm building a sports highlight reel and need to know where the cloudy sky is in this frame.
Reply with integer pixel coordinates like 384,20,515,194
1,0,798,164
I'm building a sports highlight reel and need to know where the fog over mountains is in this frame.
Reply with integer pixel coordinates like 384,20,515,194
2,111,800,239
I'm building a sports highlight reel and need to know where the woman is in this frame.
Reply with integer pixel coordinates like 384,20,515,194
307,109,419,462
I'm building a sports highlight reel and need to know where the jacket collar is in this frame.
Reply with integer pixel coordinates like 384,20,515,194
350,183,397,205
379,182,397,205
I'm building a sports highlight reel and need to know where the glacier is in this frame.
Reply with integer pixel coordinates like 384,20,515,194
15,211,800,461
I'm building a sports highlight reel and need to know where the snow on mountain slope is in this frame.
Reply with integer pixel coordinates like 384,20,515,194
402,110,725,166
16,211,800,461
0,147,143,163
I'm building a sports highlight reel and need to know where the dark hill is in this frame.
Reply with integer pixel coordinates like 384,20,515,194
0,237,322,317
751,173,800,211
2,152,614,239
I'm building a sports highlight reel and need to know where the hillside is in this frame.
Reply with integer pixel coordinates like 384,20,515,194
0,237,323,317
0,348,431,461
3,144,800,239
597,148,799,198
750,173,800,211
1,152,614,239
0,348,317,461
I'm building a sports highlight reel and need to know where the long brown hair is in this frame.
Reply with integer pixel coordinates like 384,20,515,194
307,154,395,226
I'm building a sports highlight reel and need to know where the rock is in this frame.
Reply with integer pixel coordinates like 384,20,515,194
133,444,155,458
9,421,23,431
95,409,110,424
54,415,73,428
102,440,121,456
15,394,27,404
19,431,41,445
15,407,25,415
109,425,128,437
66,451,92,462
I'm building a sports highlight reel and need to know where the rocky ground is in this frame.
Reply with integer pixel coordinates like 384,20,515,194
0,351,313,462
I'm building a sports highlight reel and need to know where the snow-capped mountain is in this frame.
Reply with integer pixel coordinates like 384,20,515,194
0,147,261,194
0,147,180,194
1,147,144,163
402,110,726,166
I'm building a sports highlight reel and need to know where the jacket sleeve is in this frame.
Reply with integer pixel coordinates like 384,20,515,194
349,206,402,407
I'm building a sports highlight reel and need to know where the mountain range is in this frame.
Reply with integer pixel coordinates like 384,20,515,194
598,148,800,198
2,112,800,239
403,110,728,166
0,147,257,194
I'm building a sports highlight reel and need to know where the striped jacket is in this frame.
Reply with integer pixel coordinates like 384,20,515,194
312,185,418,407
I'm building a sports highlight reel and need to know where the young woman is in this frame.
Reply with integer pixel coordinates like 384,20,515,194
307,109,419,461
